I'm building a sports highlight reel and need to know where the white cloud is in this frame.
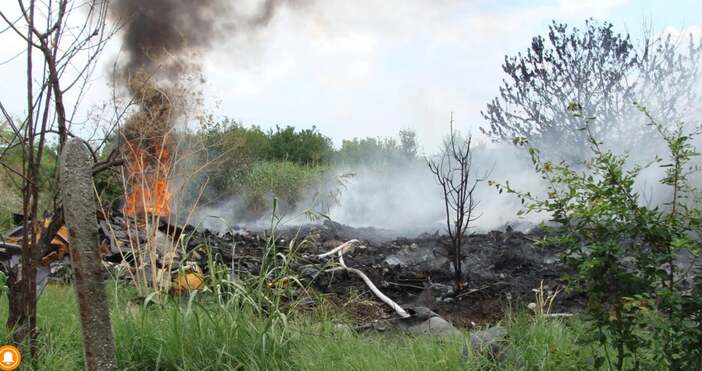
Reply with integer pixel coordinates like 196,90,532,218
197,0,639,150
0,0,677,152
661,25,702,39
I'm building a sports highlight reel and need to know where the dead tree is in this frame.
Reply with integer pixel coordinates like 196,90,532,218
427,119,485,293
0,0,115,350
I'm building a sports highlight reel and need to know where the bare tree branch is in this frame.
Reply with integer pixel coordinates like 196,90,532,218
426,115,489,293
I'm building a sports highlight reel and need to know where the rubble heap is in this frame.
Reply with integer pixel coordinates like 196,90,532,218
0,213,580,326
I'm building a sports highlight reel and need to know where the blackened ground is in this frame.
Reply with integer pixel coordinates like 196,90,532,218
194,220,583,328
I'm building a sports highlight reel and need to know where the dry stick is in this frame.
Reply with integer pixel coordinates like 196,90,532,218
318,241,410,318
317,239,359,258
60,138,118,371
120,162,142,290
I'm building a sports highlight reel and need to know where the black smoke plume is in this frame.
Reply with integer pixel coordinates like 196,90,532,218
109,0,301,216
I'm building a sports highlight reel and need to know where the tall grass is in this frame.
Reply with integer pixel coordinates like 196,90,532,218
244,161,324,215
0,280,611,370
499,314,597,370
0,282,298,370
114,297,295,370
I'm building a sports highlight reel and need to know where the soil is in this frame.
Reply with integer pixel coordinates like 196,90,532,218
30,210,584,329
192,220,583,329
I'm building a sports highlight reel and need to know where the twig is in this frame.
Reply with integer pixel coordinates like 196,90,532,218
385,281,425,290
456,281,509,298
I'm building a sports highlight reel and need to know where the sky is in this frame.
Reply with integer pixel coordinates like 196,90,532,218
1,0,701,153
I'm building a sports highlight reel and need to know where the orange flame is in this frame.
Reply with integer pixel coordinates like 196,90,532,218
123,139,172,217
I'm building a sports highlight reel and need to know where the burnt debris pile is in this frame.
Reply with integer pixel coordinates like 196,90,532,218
112,216,580,325
2,211,581,326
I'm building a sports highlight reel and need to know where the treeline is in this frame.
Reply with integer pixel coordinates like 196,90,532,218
199,117,419,167
0,118,421,224
180,118,421,219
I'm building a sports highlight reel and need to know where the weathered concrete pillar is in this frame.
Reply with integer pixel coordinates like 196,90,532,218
60,138,118,371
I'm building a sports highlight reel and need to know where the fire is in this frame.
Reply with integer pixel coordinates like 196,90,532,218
123,138,172,217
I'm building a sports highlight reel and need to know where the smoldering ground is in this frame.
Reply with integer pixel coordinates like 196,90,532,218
188,140,547,235
189,95,702,238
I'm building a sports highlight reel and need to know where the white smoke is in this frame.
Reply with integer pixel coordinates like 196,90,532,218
325,142,546,234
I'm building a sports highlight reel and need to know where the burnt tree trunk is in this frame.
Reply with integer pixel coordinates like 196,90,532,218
60,138,118,371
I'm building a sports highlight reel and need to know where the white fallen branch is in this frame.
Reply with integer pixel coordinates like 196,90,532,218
317,239,360,258
319,240,410,318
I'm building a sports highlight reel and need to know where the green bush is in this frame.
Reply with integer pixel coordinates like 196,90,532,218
267,125,333,165
498,106,702,370
0,125,58,229
243,161,324,215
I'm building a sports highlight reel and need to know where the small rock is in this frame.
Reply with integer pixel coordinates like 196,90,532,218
431,283,455,296
470,325,507,359
398,306,461,336
299,265,320,280
406,316,459,336
384,256,403,267
298,297,317,307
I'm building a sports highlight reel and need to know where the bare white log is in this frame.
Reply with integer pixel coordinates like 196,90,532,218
316,239,360,258
320,241,410,318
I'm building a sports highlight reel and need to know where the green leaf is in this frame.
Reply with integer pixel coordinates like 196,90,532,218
594,356,606,369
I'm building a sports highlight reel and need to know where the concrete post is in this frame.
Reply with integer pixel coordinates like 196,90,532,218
60,138,118,371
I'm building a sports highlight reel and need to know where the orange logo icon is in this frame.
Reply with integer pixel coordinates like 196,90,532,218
0,345,20,370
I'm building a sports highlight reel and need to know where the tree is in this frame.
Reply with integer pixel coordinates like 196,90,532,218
481,19,702,162
426,119,487,292
198,118,270,197
0,0,115,350
336,130,419,167
267,125,333,165
399,129,418,159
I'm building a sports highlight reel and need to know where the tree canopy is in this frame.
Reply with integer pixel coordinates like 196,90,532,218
482,19,702,161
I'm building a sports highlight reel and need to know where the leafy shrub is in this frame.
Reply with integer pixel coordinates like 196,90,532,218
243,161,324,215
0,125,58,228
498,107,702,370
267,125,333,165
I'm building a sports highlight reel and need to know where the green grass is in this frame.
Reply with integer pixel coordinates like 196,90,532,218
291,325,471,371
0,284,599,370
499,314,597,370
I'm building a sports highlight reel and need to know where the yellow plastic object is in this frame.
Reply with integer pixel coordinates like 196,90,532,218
173,272,204,293
267,276,289,289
